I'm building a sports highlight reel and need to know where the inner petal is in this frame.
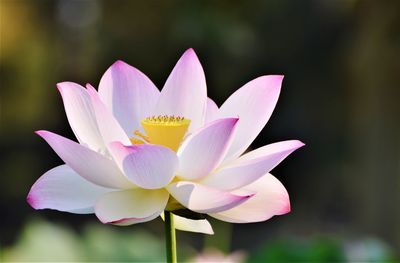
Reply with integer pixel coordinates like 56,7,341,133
140,115,190,151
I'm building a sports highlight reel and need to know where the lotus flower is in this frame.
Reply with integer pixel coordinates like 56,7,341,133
27,49,304,234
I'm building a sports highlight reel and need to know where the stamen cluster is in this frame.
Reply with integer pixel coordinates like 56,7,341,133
145,115,185,123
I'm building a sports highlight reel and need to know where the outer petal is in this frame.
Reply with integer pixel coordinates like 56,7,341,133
153,48,207,132
109,142,178,189
177,118,238,180
210,174,290,223
201,140,304,190
166,181,253,213
95,188,169,225
27,165,112,214
36,131,134,189
160,213,214,235
86,84,131,147
57,82,104,152
205,98,218,123
98,61,160,135
217,75,283,161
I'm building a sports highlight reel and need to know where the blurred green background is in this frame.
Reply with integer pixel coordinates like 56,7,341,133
1,0,399,262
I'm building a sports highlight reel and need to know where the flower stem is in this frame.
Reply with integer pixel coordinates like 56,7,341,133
164,211,177,263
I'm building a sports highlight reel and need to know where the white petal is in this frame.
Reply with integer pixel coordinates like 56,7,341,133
205,98,218,123
166,181,253,213
95,188,169,225
86,84,131,146
217,75,283,161
27,165,112,214
160,213,214,235
178,118,238,180
36,130,135,189
109,142,178,189
153,49,207,132
210,174,290,223
98,61,160,135
201,140,304,190
57,82,104,152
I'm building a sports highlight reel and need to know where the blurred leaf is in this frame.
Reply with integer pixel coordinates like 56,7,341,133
2,219,84,261
83,224,165,262
2,218,194,262
248,237,345,263
344,238,398,263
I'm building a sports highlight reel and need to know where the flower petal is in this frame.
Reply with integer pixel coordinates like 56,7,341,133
217,75,283,161
160,213,214,235
86,84,131,146
36,130,134,189
95,188,169,225
98,61,160,135
109,142,178,189
201,140,304,190
27,165,112,214
153,48,207,132
166,181,253,213
177,118,239,180
210,174,290,223
57,82,104,152
205,98,218,123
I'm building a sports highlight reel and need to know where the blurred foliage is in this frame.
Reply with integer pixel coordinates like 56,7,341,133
248,236,398,263
1,219,398,262
249,237,345,262
1,218,193,262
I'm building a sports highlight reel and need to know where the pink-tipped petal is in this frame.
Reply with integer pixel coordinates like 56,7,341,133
36,130,134,189
210,173,290,223
57,82,104,151
177,118,239,180
205,98,218,123
201,140,304,190
27,165,112,214
95,188,169,225
218,75,284,161
160,213,214,235
109,142,178,189
166,181,253,213
153,48,207,132
86,85,131,146
98,60,160,135
106,213,161,226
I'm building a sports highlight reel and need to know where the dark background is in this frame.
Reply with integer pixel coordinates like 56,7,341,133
1,0,399,261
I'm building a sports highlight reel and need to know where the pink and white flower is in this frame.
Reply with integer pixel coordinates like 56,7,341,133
27,49,304,234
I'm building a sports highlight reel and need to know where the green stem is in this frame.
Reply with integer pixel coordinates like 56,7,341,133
164,211,177,263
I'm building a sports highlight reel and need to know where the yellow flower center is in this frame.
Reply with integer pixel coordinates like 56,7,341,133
130,115,190,152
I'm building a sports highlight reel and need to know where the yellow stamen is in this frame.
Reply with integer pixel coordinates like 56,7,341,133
133,130,150,142
129,130,150,144
129,138,145,144
141,115,190,151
